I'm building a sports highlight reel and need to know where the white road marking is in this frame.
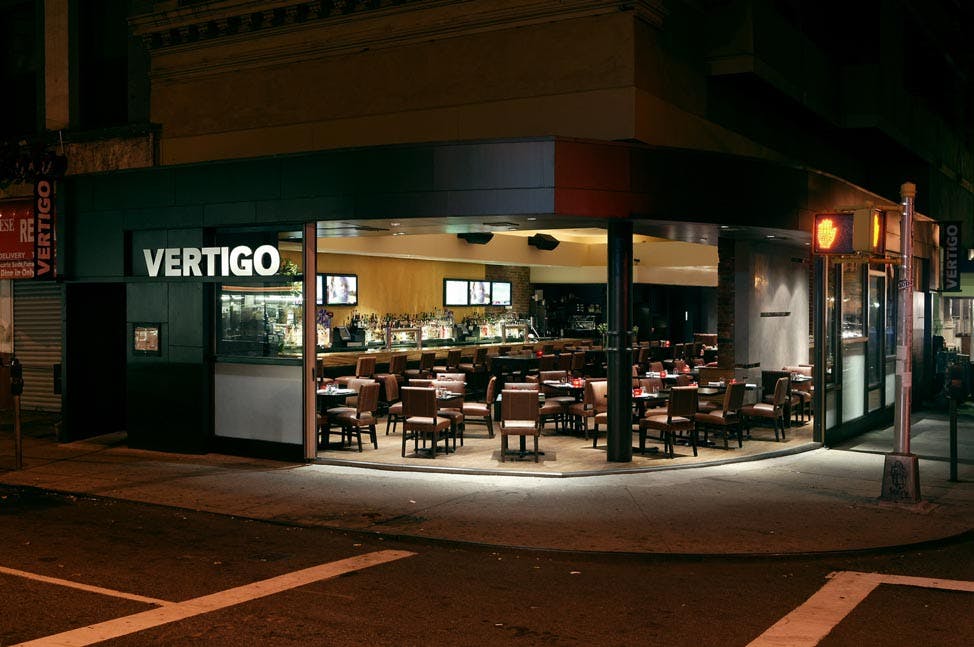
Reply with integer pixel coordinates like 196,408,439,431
11,549,415,647
0,565,171,606
748,570,974,647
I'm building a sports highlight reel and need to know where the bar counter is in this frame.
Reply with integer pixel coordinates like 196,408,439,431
315,338,592,370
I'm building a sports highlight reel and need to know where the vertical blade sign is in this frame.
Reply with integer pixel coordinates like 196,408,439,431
33,176,55,280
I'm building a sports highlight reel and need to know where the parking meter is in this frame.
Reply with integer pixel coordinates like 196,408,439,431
10,356,23,396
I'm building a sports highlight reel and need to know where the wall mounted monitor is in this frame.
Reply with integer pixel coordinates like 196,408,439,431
444,279,469,306
323,273,358,305
468,280,491,305
490,281,512,306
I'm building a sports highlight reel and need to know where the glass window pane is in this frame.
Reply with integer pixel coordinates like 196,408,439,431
842,263,864,339
218,281,303,358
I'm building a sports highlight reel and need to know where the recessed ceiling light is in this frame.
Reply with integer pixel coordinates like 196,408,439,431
390,222,401,227
527,217,537,221
766,235,776,239
392,232,405,236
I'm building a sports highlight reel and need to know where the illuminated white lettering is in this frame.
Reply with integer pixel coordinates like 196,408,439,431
144,249,165,277
182,248,202,277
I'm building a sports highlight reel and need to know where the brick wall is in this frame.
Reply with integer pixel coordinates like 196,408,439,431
486,265,531,315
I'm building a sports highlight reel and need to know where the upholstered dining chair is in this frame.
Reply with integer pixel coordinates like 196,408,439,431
694,381,747,449
461,375,497,438
639,385,698,458
741,376,789,441
400,387,452,458
335,355,376,388
499,388,541,462
328,381,380,452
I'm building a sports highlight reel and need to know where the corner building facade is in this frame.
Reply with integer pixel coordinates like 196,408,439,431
13,0,969,459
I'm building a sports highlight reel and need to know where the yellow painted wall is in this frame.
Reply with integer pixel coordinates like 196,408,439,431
305,252,487,322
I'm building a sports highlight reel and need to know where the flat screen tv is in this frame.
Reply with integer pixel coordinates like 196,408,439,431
324,273,358,306
468,280,491,305
491,281,512,306
444,279,469,306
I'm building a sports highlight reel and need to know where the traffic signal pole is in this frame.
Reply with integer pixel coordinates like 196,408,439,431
881,182,921,502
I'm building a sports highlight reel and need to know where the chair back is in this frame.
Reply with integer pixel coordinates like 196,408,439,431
539,370,568,383
570,351,586,374
497,346,511,356
401,387,436,418
379,374,399,402
431,379,465,401
504,382,539,391
408,378,435,388
722,381,746,414
346,377,375,405
556,353,573,372
698,366,735,384
636,377,663,393
589,379,609,413
649,361,664,374
668,386,698,419
761,370,789,398
772,376,790,407
436,373,465,382
419,352,436,371
484,376,497,404
673,359,687,373
501,389,540,425
355,382,380,415
355,356,376,378
674,374,694,386
471,347,488,367
637,346,650,366
388,353,407,375
538,354,557,371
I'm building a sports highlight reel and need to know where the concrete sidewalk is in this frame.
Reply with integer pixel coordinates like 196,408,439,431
1,410,971,556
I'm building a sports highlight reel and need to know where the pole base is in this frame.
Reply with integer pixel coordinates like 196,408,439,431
880,453,921,503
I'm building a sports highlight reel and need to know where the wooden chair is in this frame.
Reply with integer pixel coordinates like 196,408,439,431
783,365,813,423
504,381,563,435
400,387,452,458
462,375,497,438
741,376,789,441
335,356,376,387
329,381,381,451
499,389,541,462
694,381,746,449
404,351,436,381
567,379,607,442
433,348,463,374
431,379,466,449
639,385,698,457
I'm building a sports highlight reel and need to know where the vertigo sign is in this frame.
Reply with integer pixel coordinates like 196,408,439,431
0,177,58,280
33,176,56,279
941,221,961,292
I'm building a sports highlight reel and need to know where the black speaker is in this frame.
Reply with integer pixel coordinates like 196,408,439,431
527,233,560,251
457,233,494,245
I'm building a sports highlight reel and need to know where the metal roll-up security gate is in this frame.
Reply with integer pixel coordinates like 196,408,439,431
13,281,63,412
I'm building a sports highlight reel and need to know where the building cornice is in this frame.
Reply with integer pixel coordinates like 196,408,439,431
132,1,666,77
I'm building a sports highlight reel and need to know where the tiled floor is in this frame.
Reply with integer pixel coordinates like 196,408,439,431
314,414,817,475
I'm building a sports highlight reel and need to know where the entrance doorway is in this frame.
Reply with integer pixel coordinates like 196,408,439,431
64,283,126,440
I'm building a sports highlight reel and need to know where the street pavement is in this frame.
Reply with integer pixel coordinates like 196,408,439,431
1,409,971,556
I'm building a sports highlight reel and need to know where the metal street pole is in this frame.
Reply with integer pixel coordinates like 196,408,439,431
881,182,921,502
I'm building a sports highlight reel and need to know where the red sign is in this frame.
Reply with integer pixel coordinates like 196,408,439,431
0,199,38,279
0,177,57,280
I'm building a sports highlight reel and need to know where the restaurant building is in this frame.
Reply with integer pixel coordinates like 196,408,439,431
2,1,970,462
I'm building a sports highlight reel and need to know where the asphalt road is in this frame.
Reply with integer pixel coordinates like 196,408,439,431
1,486,971,646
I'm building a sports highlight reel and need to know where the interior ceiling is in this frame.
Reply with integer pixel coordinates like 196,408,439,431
308,216,811,248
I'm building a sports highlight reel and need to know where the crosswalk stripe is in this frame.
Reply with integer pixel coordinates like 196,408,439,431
0,565,171,606
12,549,415,647
748,570,974,647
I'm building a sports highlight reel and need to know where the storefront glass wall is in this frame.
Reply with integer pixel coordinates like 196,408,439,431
213,229,306,449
